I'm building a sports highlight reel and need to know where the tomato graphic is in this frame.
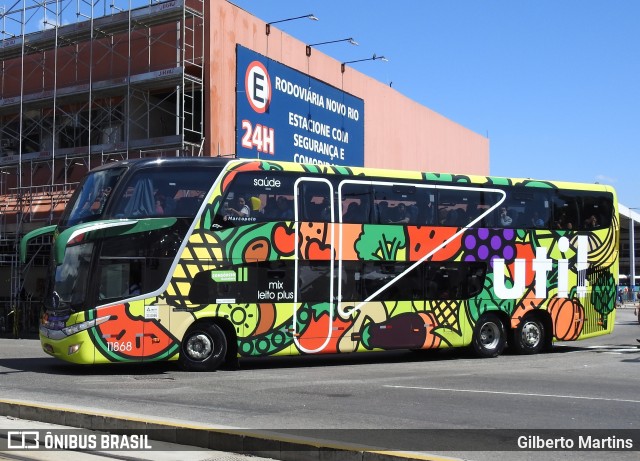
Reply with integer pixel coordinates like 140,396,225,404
407,227,463,261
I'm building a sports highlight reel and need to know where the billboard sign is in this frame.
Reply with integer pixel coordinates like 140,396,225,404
236,45,364,167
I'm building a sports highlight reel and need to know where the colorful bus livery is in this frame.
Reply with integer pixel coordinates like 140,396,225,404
26,158,619,371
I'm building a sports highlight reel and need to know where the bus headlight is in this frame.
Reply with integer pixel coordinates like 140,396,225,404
62,315,111,336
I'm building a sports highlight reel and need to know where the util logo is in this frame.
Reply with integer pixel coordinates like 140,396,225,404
245,61,271,114
493,235,589,300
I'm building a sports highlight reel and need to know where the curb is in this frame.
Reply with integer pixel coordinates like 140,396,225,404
0,399,458,461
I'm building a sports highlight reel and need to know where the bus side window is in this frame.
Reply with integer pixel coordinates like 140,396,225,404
579,192,613,229
298,182,332,222
213,172,294,225
297,260,332,302
438,189,476,227
510,189,551,229
467,263,487,297
263,197,278,219
424,262,486,300
341,182,372,224
122,178,155,217
361,261,422,301
553,193,578,230
376,201,390,223
177,196,204,216
474,191,501,228
343,201,364,223
371,183,424,225
423,199,436,225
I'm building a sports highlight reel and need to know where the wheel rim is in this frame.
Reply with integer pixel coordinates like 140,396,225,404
185,333,213,361
521,321,541,348
479,322,500,350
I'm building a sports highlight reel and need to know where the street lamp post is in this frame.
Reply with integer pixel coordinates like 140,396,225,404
341,53,388,73
306,37,358,57
265,14,318,36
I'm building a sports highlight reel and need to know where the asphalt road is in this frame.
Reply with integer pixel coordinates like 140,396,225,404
1,306,639,461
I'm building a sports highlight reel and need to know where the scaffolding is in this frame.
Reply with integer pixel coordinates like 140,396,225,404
0,0,205,336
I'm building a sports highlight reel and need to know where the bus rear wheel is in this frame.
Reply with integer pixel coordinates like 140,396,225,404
472,313,506,358
511,316,545,355
180,323,227,371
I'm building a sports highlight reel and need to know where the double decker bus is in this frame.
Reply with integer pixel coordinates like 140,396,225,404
21,158,619,371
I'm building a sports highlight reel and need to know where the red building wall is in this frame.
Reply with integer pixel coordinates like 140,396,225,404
206,0,489,175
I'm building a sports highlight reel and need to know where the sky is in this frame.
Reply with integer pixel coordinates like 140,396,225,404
229,0,639,207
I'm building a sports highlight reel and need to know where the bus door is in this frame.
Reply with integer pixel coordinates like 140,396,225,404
137,257,172,362
293,178,337,354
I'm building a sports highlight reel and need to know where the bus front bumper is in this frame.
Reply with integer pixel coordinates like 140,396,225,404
39,327,94,364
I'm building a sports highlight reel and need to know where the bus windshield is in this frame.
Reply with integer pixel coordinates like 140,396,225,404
108,166,215,219
62,167,126,227
47,161,224,312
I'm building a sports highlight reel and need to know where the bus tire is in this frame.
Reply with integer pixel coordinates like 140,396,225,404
472,313,506,358
511,315,545,355
180,323,227,372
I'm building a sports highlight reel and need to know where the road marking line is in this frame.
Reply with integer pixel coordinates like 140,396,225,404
582,345,640,353
555,345,640,354
383,385,640,404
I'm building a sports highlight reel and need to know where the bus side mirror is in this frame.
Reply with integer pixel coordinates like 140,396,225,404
20,224,57,264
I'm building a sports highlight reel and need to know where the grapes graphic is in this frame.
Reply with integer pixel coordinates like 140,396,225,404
462,228,516,267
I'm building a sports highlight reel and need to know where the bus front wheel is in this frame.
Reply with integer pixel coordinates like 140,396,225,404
180,323,227,371
511,316,545,355
472,313,506,358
